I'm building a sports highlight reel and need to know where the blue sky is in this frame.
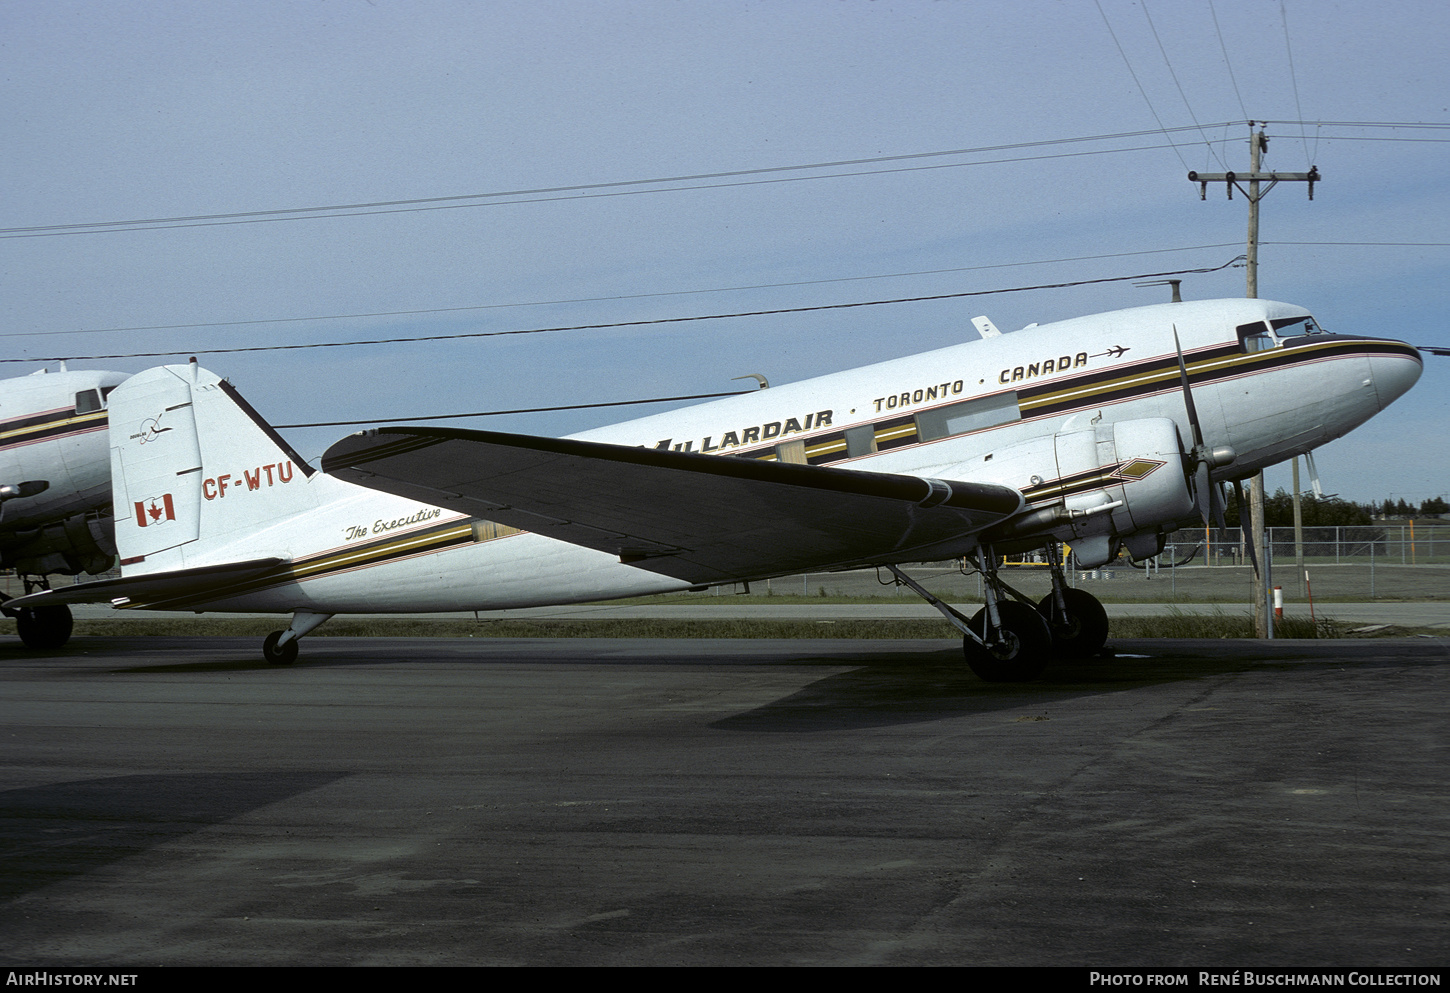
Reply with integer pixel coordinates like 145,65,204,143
3,0,1446,504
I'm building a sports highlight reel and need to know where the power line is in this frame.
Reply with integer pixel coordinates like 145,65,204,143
1094,0,1193,172
1,125,1238,240
275,389,758,429
0,257,1244,365
1141,1,1226,170
1278,1,1315,167
1264,240,1450,247
1208,0,1250,123
1265,120,1450,129
4,120,1441,241
3,243,1245,340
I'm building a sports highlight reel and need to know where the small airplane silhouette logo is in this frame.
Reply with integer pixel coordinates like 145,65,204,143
1090,346,1130,359
137,418,172,444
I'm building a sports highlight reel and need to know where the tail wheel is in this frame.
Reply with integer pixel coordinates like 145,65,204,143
262,630,299,666
963,600,1052,682
16,605,74,651
1035,589,1109,658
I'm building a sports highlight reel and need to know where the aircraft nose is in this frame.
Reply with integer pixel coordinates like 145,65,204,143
1369,344,1424,410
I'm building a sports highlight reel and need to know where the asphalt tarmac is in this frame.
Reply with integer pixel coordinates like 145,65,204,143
1,634,1446,967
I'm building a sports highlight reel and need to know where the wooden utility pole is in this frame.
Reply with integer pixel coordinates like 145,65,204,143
1188,124,1319,637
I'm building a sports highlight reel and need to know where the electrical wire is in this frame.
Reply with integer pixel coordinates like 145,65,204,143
4,120,1440,241
0,257,1244,365
0,125,1235,240
1094,0,1192,171
1208,0,1250,123
3,243,1245,340
0,142,1218,240
1141,1,1226,170
275,389,759,429
1278,1,1316,167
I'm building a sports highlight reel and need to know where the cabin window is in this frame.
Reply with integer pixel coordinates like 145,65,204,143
1270,316,1325,339
74,389,102,414
472,520,520,542
1236,322,1276,353
774,439,808,464
844,425,878,458
915,392,1021,443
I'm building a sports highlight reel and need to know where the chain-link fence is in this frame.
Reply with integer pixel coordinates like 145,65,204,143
1159,524,1450,567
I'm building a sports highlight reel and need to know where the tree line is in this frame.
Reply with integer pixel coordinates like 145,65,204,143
1220,490,1449,528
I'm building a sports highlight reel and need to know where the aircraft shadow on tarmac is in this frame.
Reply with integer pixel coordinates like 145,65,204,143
710,638,1445,733
0,771,346,902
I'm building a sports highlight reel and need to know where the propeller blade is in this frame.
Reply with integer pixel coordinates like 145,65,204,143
1196,462,1213,527
1232,480,1259,572
1172,324,1206,451
1305,449,1324,499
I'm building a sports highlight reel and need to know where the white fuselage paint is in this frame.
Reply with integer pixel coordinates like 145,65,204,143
0,369,128,531
120,299,1422,616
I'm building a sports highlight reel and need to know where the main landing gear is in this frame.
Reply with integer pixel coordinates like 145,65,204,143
261,611,333,665
1,577,75,650
887,540,1108,682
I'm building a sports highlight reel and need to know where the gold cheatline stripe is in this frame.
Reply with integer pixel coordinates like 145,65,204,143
1019,343,1347,414
285,522,476,581
0,411,106,443
128,522,479,607
1024,468,1122,503
804,438,847,457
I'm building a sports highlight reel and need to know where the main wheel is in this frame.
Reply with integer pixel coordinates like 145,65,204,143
15,604,74,650
963,600,1052,682
1035,588,1109,658
262,630,299,666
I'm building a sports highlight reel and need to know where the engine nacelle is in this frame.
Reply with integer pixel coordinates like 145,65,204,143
0,511,117,577
969,417,1196,568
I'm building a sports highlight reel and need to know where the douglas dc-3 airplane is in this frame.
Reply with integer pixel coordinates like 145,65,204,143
8,297,1422,679
0,366,129,649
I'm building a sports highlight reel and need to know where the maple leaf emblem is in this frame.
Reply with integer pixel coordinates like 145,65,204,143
148,501,163,521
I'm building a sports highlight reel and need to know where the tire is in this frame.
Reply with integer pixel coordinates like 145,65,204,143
1035,588,1109,658
16,605,74,650
963,600,1052,682
262,630,299,666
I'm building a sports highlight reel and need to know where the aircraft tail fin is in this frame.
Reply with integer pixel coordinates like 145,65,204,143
109,362,318,574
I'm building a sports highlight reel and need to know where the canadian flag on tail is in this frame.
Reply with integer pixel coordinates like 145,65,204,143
134,494,176,528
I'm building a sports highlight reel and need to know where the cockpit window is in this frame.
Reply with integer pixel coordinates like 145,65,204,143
1236,322,1275,353
1271,316,1325,337
74,389,102,414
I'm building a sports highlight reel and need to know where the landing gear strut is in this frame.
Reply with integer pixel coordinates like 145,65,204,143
888,546,1052,682
262,610,333,665
886,541,1109,682
1036,541,1108,658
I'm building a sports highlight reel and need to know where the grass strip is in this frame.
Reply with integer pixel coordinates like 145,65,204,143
13,611,1377,640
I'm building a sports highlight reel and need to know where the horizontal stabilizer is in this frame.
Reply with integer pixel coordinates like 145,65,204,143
323,427,1024,583
6,557,286,610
